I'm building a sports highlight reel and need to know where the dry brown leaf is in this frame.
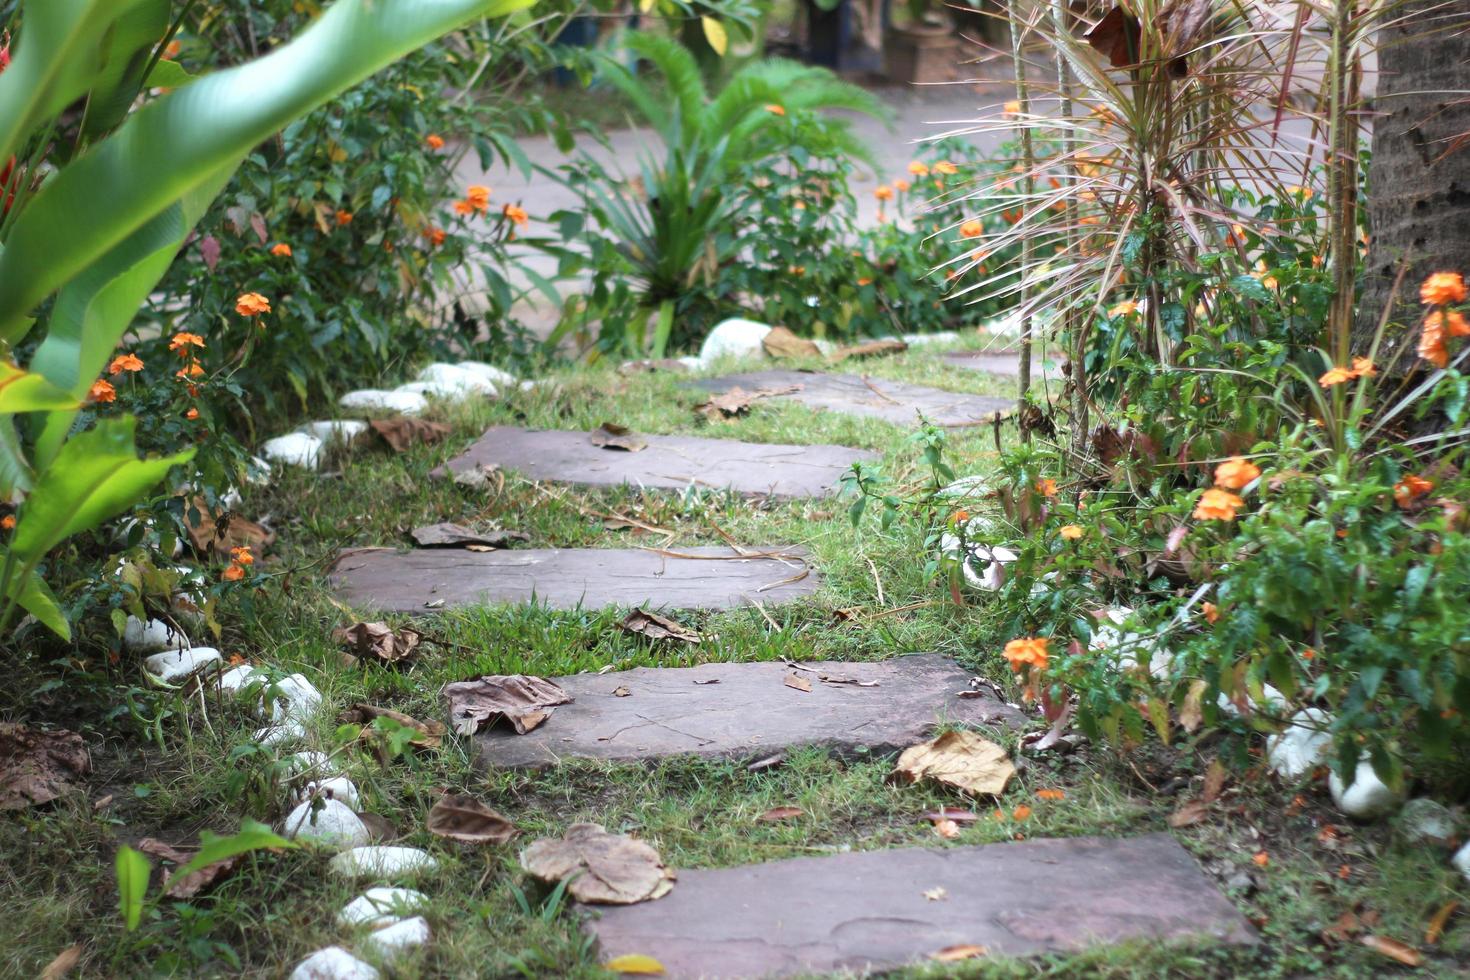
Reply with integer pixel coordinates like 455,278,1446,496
762,326,823,359
692,385,797,422
410,523,529,548
618,609,701,644
443,675,573,736
892,731,1015,798
370,417,451,453
589,422,648,453
612,686,631,698
0,723,89,811
923,807,980,824
1322,910,1364,944
747,753,784,772
333,621,425,665
39,944,82,979
783,674,812,693
426,794,518,844
184,496,275,559
1426,899,1459,945
163,855,243,899
136,838,194,865
756,806,804,822
1201,758,1228,803
337,704,445,749
831,338,908,361
1361,934,1423,967
693,678,721,686
1179,679,1208,733
520,823,675,904
819,674,879,688
932,944,988,962
355,811,398,842
1166,799,1209,828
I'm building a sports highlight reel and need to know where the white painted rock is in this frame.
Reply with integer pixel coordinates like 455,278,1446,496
339,389,428,416
901,330,960,347
329,846,438,880
1400,798,1457,846
1330,760,1404,821
699,318,772,363
1266,708,1333,780
295,775,360,810
457,361,517,386
416,363,498,397
283,799,371,847
936,475,990,501
123,616,188,654
289,946,380,980
1452,841,1470,883
362,916,431,960
676,355,704,371
1215,684,1286,718
339,887,429,929
516,380,539,392
938,515,1014,591
254,719,306,747
268,672,323,724
216,664,271,704
297,420,369,447
261,433,323,470
144,646,222,683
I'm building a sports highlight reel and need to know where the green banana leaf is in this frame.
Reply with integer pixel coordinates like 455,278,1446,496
10,565,69,639
79,0,173,141
0,363,80,413
0,0,534,344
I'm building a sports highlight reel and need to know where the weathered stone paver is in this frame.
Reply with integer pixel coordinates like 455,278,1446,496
943,350,1062,380
432,426,876,498
587,834,1256,978
687,370,1013,427
472,654,1022,768
328,546,818,614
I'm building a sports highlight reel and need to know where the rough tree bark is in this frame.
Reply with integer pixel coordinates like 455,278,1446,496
1354,0,1470,359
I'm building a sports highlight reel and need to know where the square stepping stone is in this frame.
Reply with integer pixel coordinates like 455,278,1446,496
586,833,1255,977
472,654,1023,768
431,426,877,498
328,546,818,615
943,350,1061,380
687,370,1012,427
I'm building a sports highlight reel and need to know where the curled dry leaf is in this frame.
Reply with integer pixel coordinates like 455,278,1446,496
612,686,631,698
1166,799,1209,828
184,495,275,559
370,417,451,453
136,837,194,864
819,674,879,688
932,944,988,962
333,621,425,665
337,704,445,749
891,730,1015,798
783,674,812,693
589,422,648,453
923,807,980,824
756,806,804,822
693,385,798,422
163,854,244,899
410,523,529,549
426,793,518,845
1361,934,1423,967
443,674,573,736
830,338,907,361
761,326,823,359
520,823,675,905
1426,900,1459,945
0,723,89,811
39,944,82,980
619,608,701,644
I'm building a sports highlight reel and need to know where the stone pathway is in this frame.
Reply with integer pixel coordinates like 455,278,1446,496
942,350,1062,381
688,370,1012,427
471,654,1023,768
328,546,819,614
432,426,877,498
586,834,1257,978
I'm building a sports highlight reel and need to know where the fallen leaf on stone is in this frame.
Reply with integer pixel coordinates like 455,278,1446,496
426,793,518,844
923,807,980,824
0,723,89,810
333,621,425,664
520,823,675,904
409,523,529,549
923,886,948,901
1166,799,1209,828
1426,899,1459,945
756,806,804,822
39,944,81,979
590,422,648,453
933,819,960,839
453,463,502,491
692,385,797,422
891,730,1014,797
932,944,988,962
604,953,666,975
337,704,445,749
370,417,451,453
831,338,908,361
443,675,574,736
783,674,812,693
619,608,701,644
819,674,879,688
762,326,823,359
693,678,721,686
612,686,631,698
184,496,275,559
1361,934,1423,967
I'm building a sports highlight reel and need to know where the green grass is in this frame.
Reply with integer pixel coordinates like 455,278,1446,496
1,345,1465,977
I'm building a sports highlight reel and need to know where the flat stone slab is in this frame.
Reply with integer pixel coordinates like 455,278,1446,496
587,833,1255,977
473,654,1022,768
328,546,817,614
687,370,1012,427
943,351,1061,380
432,426,877,499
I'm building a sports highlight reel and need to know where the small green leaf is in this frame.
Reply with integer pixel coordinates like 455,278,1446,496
171,820,295,882
700,16,728,57
115,845,150,931
144,59,195,90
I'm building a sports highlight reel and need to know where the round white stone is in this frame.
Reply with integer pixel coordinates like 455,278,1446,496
289,946,380,980
339,389,428,416
699,318,772,363
935,475,990,500
1452,841,1470,883
254,719,307,747
362,916,431,960
1266,708,1333,780
1330,761,1404,821
338,887,429,929
123,616,189,654
282,799,371,847
329,846,438,880
517,379,539,392
216,664,271,705
900,330,960,347
268,673,323,724
261,433,323,470
295,775,360,810
415,363,498,397
144,647,222,684
676,355,704,371
297,420,370,447
1400,798,1457,846
456,361,517,386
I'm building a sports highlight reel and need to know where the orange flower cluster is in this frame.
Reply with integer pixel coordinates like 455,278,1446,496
222,545,254,582
235,293,270,317
1108,300,1138,317
1421,272,1467,306
0,514,14,531
423,226,446,247
1194,488,1244,521
908,161,929,177
335,209,353,226
959,219,983,239
1318,356,1375,388
1035,477,1058,498
1002,636,1049,672
170,331,206,388
1212,456,1260,490
764,104,785,116
108,352,144,375
503,203,529,227
425,133,446,150
452,184,492,217
873,185,893,202
89,378,115,403
1201,601,1220,624
270,243,292,257
1418,272,1468,368
1393,473,1434,510
932,160,958,176
1059,524,1083,540
893,178,910,193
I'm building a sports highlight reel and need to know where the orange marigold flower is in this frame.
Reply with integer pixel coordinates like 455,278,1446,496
1036,477,1058,498
453,199,475,216
1036,789,1066,801
1394,474,1435,509
503,203,529,227
176,363,205,380
108,353,144,374
1201,601,1220,624
1003,99,1021,116
908,161,930,177
230,545,254,566
1012,805,1032,821
423,226,446,247
893,178,911,193
425,133,446,150
764,104,785,116
1252,851,1270,867
1059,524,1084,540
235,293,271,317
1108,300,1138,317
335,209,353,226
0,515,13,530
932,160,959,175
857,277,873,286
1318,366,1354,387
270,243,292,257
1194,488,1244,521
1419,314,1451,368
221,563,245,582
873,185,893,202
1350,356,1377,376
89,378,116,403
1213,457,1260,490
1002,637,1049,672
949,509,971,525
466,185,492,213
169,332,205,354
1420,271,1467,306
959,219,983,239
185,407,199,420
1426,309,1470,338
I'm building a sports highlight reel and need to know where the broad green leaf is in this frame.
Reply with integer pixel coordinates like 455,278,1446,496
172,820,296,881
10,416,192,566
80,0,172,140
115,845,150,931
142,59,197,92
701,17,729,57
11,566,70,639
0,418,33,496
0,362,79,413
0,0,536,343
